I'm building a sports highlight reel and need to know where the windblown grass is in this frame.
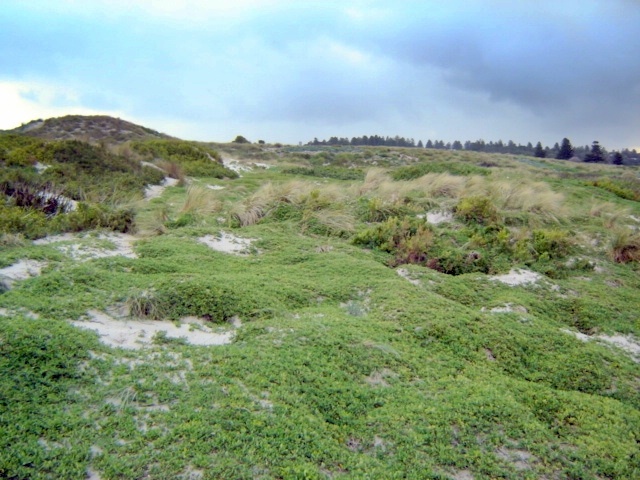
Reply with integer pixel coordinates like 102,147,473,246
610,229,640,263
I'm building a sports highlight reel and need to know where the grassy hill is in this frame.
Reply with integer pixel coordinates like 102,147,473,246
4,115,173,143
1,123,639,479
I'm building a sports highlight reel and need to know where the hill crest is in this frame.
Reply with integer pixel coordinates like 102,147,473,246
4,114,173,143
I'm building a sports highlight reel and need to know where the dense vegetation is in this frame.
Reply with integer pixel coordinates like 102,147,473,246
1,125,640,479
309,135,639,164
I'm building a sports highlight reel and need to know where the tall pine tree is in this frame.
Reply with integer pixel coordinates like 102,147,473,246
534,141,546,158
556,138,574,160
584,141,605,163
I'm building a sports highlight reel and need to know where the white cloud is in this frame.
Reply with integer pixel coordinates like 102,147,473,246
0,81,125,129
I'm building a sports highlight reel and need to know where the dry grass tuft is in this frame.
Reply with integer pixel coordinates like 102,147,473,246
303,209,357,236
180,186,221,216
589,202,630,229
610,229,640,263
157,160,186,185
136,205,170,236
359,168,392,195
409,173,467,198
233,181,348,227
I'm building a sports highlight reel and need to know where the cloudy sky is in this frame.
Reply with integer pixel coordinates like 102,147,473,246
1,1,639,149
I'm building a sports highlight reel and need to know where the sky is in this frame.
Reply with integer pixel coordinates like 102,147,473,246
1,0,639,150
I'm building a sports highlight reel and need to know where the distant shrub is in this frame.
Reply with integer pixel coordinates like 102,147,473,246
454,196,499,225
232,135,250,144
392,161,489,180
282,166,364,181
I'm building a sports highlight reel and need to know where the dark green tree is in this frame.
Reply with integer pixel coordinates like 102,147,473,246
584,141,605,163
556,138,574,159
612,151,624,165
232,135,250,144
534,141,546,158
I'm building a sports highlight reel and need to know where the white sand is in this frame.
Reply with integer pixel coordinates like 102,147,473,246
0,259,46,289
396,268,421,286
483,303,528,314
423,210,454,224
222,158,252,174
34,232,137,260
561,329,640,362
490,269,542,286
71,310,234,350
144,177,179,199
198,232,256,255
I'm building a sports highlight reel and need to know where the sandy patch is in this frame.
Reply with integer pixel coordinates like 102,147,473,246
70,310,234,349
141,161,164,172
0,259,46,289
490,269,541,286
496,448,534,470
561,329,640,362
207,184,225,190
145,177,179,199
34,232,137,260
222,158,252,174
420,210,453,224
396,268,420,286
253,162,272,169
86,468,103,480
198,232,257,255
365,368,398,388
0,308,39,319
34,162,50,173
482,303,528,314
451,470,474,480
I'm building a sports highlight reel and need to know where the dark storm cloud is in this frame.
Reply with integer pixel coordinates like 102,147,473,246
1,1,639,147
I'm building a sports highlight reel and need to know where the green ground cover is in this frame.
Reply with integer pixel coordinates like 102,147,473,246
1,140,639,479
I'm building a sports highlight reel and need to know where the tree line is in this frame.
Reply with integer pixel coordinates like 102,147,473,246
307,135,639,165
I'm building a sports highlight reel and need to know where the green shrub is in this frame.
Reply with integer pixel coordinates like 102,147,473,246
591,178,640,202
356,197,412,223
353,216,434,266
156,278,241,322
282,166,364,180
0,205,47,239
131,139,237,179
56,203,135,233
454,196,499,225
532,229,573,260
392,161,489,180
